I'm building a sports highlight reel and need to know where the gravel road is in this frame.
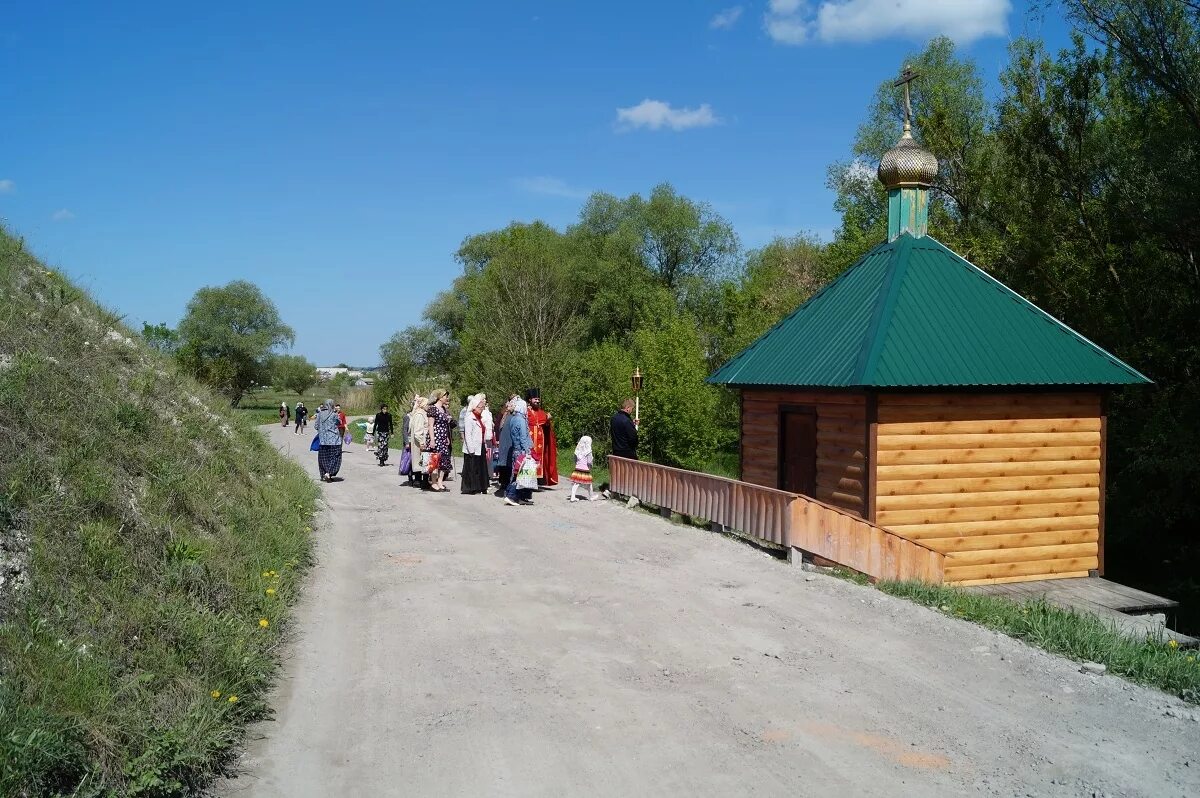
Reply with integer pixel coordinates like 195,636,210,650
220,425,1200,797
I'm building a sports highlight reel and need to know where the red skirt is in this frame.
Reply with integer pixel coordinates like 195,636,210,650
570,469,592,485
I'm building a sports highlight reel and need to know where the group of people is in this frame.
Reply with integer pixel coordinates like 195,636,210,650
307,388,641,505
281,401,309,432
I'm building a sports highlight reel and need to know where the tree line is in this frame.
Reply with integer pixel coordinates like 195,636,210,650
374,1,1200,624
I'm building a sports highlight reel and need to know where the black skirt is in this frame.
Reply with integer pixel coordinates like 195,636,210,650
460,453,489,494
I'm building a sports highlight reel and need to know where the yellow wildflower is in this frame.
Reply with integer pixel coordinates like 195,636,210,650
266,588,276,596
210,690,221,699
261,571,270,578
259,618,269,628
227,695,238,703
1169,640,1179,649
1187,656,1195,663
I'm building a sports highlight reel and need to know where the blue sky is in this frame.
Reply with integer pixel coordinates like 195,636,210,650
1,1,1071,364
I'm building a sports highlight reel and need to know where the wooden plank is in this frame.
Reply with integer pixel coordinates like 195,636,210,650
943,557,1097,583
817,419,866,435
1098,400,1107,576
876,500,1099,527
816,443,867,461
877,404,1102,424
877,445,1101,466
953,571,1089,587
922,528,1098,553
866,392,878,525
815,488,864,508
878,393,1100,408
818,430,869,446
876,473,1099,496
877,417,1102,436
887,514,1100,539
818,460,864,477
744,391,867,406
875,487,1100,512
816,475,864,492
943,542,1097,567
875,459,1100,481
877,431,1101,451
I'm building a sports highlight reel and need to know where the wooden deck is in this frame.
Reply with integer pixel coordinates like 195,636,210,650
965,576,1176,614
966,576,1196,646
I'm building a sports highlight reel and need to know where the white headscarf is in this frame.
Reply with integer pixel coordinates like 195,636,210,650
575,435,592,458
511,397,528,416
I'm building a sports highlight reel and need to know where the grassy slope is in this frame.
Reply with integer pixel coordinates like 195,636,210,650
0,228,318,796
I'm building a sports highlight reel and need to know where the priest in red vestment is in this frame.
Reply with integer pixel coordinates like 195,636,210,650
525,388,559,487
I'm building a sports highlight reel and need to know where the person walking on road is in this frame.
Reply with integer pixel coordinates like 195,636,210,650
569,435,595,502
373,404,394,467
335,404,349,449
280,402,290,428
504,397,535,507
460,394,492,495
492,397,514,497
294,401,308,434
427,390,453,492
315,399,344,482
408,396,430,489
610,399,639,460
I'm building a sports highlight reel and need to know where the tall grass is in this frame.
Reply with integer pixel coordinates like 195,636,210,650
0,227,318,796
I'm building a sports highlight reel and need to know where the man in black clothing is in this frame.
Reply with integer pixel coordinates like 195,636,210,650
373,404,394,466
610,398,639,460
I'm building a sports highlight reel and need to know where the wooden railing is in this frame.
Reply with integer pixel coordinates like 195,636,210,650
609,457,944,583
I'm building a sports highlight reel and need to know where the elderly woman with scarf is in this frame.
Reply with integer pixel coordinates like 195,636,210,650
407,396,430,489
460,394,493,495
426,389,453,492
315,399,344,482
503,397,535,506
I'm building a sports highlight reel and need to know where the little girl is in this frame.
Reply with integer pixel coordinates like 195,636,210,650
569,436,594,502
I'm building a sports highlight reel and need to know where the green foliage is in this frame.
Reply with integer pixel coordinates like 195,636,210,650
269,353,318,395
176,280,294,407
0,227,318,795
373,328,420,408
141,322,179,355
879,581,1200,703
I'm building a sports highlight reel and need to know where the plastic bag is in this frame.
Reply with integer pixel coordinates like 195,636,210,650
310,435,320,452
428,452,441,473
515,455,539,489
399,448,412,475
343,431,353,446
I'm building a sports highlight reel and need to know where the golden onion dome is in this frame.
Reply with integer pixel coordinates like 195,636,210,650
877,128,938,189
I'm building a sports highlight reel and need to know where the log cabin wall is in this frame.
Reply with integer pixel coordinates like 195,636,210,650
740,390,867,516
872,392,1104,586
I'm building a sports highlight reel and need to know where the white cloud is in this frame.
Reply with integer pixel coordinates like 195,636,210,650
514,176,588,199
765,0,1010,46
615,99,721,132
765,0,812,44
52,208,74,221
710,6,744,30
0,179,13,193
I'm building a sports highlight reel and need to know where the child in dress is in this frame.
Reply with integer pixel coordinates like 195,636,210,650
569,436,594,502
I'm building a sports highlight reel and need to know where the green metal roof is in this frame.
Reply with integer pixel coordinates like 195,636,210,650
709,234,1151,388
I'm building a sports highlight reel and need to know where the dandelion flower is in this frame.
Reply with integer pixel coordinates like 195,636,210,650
266,588,276,596
261,571,270,578
1187,656,1195,663
1169,639,1179,649
228,695,239,703
259,618,269,628
210,690,221,699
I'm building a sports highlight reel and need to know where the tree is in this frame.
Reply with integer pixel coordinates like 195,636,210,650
176,281,294,406
270,354,318,395
140,322,178,355
374,331,418,407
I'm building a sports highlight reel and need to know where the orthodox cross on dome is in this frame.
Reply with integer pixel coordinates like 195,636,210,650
893,64,918,135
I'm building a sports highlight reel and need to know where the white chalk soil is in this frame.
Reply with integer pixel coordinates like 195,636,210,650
219,425,1200,797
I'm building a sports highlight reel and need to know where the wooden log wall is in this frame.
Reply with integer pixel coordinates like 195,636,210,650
740,390,867,517
873,392,1103,586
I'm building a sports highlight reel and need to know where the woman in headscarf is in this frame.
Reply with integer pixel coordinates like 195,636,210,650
315,400,343,482
460,394,492,495
408,396,429,488
492,396,514,497
426,389,453,492
504,397,535,506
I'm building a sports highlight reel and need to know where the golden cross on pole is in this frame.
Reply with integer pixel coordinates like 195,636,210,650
893,64,918,134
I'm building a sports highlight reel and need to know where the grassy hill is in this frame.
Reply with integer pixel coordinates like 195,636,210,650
0,227,318,796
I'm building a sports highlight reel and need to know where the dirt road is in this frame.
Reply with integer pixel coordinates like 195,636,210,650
222,425,1200,797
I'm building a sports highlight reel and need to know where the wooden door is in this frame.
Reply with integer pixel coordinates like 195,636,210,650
780,408,817,496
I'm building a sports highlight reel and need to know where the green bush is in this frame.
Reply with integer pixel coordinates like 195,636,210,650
0,227,318,795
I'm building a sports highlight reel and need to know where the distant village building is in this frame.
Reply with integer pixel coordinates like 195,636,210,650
316,366,364,381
